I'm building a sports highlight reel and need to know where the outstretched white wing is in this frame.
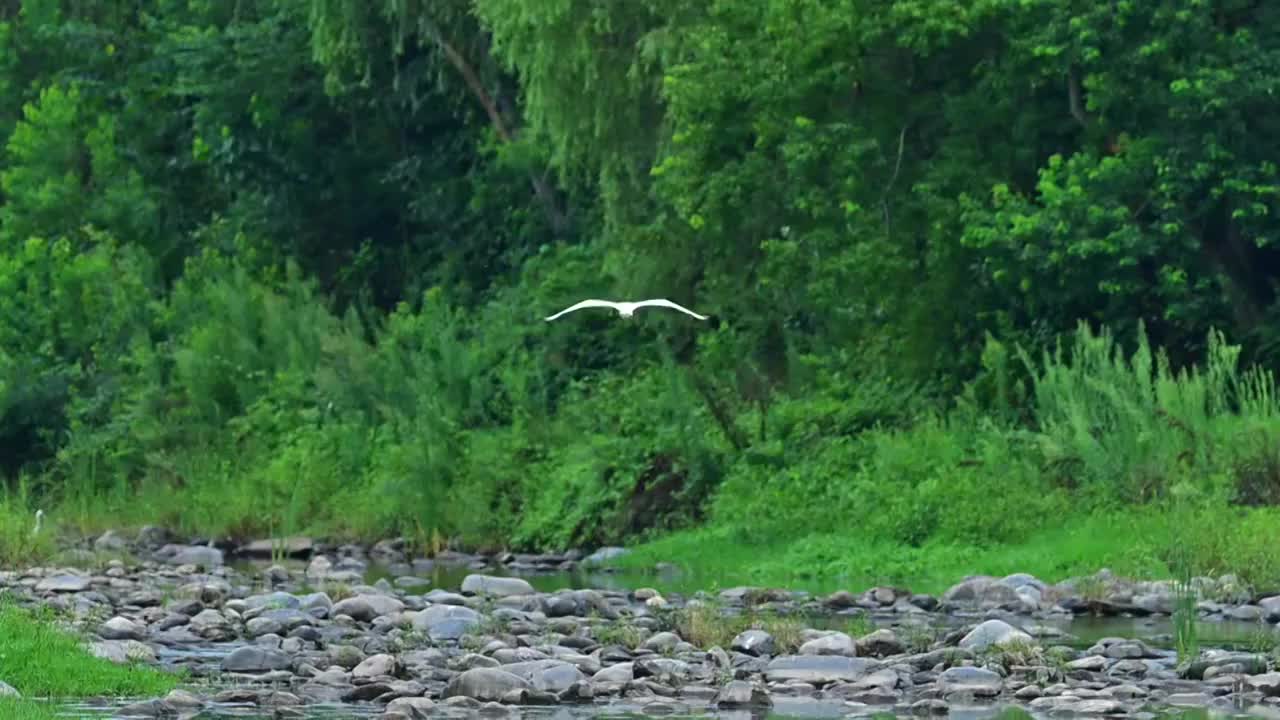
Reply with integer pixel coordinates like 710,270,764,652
544,299,623,321
633,298,709,320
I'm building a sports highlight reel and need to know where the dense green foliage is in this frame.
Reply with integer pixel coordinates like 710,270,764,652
2,0,1280,587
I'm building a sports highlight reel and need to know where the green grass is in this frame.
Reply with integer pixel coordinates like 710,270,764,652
603,325,1280,596
0,482,56,567
1171,537,1200,664
0,699,59,720
0,600,179,698
617,503,1280,596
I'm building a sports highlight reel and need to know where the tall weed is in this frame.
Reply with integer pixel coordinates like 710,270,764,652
1025,323,1273,503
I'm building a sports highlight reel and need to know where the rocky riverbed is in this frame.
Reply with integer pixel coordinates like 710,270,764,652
7,530,1280,719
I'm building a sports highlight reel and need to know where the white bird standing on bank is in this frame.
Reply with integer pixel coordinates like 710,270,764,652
544,299,709,322
32,509,44,536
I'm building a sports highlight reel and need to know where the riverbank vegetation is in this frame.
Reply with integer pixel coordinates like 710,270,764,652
3,1,1280,590
0,600,179,697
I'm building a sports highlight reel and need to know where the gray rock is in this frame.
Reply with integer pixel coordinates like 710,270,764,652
582,547,630,566
244,616,283,638
1000,573,1048,591
1015,685,1042,700
1030,696,1082,713
941,576,994,603
800,632,856,656
641,631,683,653
1014,585,1043,610
592,662,634,683
116,699,175,717
412,604,481,641
243,591,302,611
162,689,204,709
764,655,875,684
1103,640,1156,659
1259,595,1280,621
442,668,532,702
958,619,1033,651
1228,604,1265,622
1068,655,1109,671
911,698,949,714
732,629,776,656
1133,592,1175,614
168,545,224,568
94,530,128,552
492,647,549,664
1075,699,1127,715
939,666,1002,696
825,591,857,608
636,657,691,679
542,592,579,617
1247,673,1280,696
189,609,234,640
89,640,157,664
460,575,536,598
1185,650,1268,678
979,583,1021,607
856,629,904,657
384,697,435,718
306,556,332,579
353,653,398,679
221,646,292,673
299,592,333,617
332,594,405,622
1107,684,1147,700
845,667,900,694
260,608,311,631
498,660,586,693
136,526,170,548
326,645,365,670
99,616,146,641
35,574,90,592
1166,693,1215,707
716,680,772,707
241,536,313,557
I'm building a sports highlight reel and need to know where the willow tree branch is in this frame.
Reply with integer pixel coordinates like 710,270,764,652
686,368,748,451
1068,68,1090,127
880,124,907,232
426,25,570,235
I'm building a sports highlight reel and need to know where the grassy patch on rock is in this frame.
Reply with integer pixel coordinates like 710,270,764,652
0,600,178,698
660,602,810,654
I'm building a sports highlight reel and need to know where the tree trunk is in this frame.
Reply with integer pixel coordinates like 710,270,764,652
429,28,571,237
1198,198,1274,331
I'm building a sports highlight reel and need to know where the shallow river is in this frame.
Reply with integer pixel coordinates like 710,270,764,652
34,559,1280,719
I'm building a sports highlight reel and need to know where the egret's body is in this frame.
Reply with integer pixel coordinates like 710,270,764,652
544,298,709,322
33,509,43,536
